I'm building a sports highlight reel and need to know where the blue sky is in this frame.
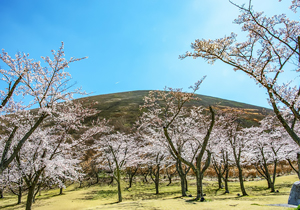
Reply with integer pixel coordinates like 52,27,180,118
0,0,296,108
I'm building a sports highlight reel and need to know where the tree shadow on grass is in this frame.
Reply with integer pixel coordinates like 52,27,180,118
124,190,180,201
34,192,69,202
0,203,25,209
80,189,118,201
102,200,161,210
103,201,120,205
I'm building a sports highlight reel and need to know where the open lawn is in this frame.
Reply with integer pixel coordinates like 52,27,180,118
0,175,298,210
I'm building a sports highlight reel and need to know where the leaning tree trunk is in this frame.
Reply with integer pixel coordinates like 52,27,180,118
287,158,300,179
24,168,44,210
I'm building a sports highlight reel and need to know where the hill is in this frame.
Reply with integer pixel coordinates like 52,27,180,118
75,90,273,129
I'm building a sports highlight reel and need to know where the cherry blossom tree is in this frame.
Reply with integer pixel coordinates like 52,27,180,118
125,165,139,189
219,111,251,196
210,126,233,194
11,101,96,210
165,162,177,187
138,115,193,196
140,134,172,195
140,81,216,200
94,132,139,202
6,163,25,204
246,115,290,192
180,0,300,149
77,118,112,186
0,43,87,174
210,136,230,192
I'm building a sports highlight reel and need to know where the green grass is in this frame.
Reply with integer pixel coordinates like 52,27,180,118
0,175,298,210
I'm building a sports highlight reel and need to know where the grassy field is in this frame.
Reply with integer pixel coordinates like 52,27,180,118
0,175,298,210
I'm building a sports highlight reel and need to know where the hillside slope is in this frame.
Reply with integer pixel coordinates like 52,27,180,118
75,90,272,128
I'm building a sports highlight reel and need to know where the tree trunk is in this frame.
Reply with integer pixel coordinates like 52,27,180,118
267,179,271,189
126,166,138,189
129,176,133,188
155,166,160,194
270,160,278,193
224,177,229,193
116,168,122,202
176,161,187,196
155,180,159,195
17,186,22,204
212,159,223,190
26,186,35,210
185,176,188,192
180,176,187,196
196,172,204,200
167,176,172,186
269,181,275,193
237,166,248,196
287,158,300,179
297,152,300,180
222,166,229,193
117,180,122,202
109,176,114,185
143,173,148,183
0,188,3,199
59,187,63,195
217,174,223,189
95,171,99,184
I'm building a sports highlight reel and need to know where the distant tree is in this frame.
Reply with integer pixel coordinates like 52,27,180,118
246,115,290,192
94,132,138,202
220,111,250,196
210,121,233,194
125,165,139,189
136,129,172,195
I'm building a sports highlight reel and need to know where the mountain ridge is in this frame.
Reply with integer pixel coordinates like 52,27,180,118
75,90,273,128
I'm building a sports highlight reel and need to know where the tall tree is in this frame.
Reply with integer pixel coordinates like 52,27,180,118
0,43,86,174
13,101,96,210
140,81,216,200
180,0,300,148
